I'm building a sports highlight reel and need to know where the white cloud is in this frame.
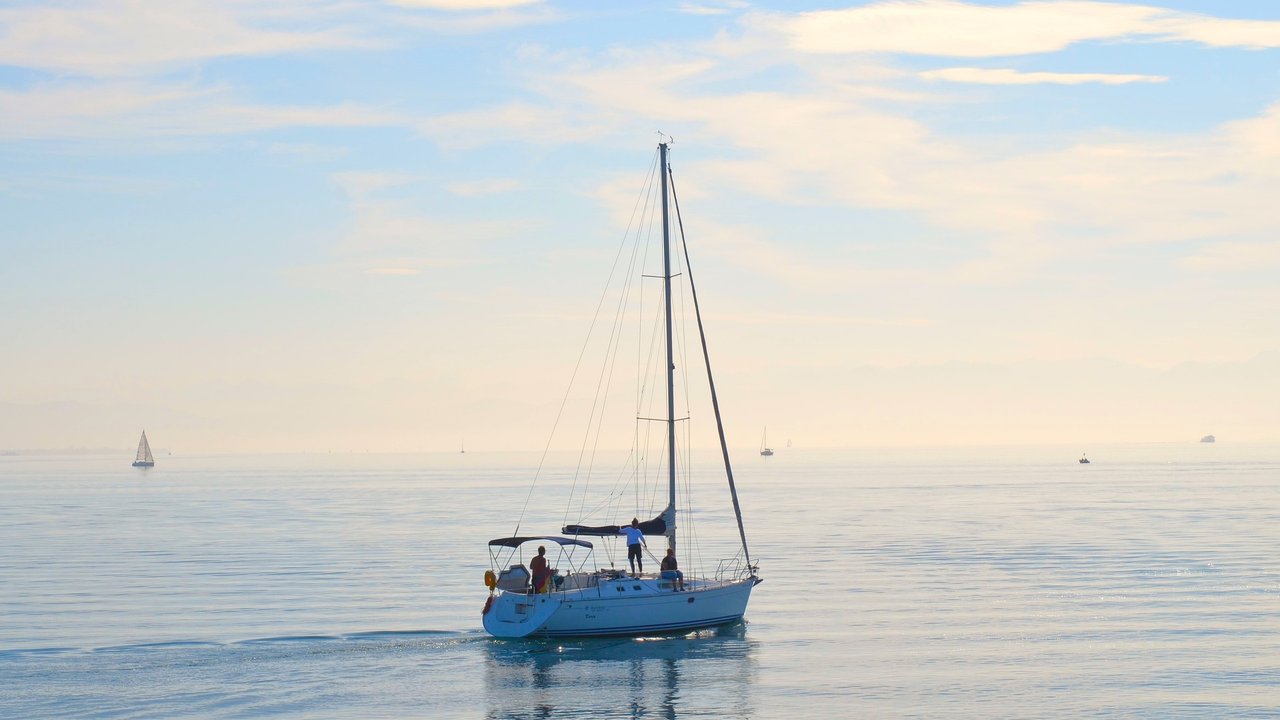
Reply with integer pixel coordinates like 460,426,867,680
778,1,1162,57
265,142,351,162
0,0,369,77
479,20,1280,298
446,178,523,196
1152,13,1280,49
388,1,558,33
1178,241,1280,272
678,1,749,16
331,172,422,201
389,0,542,9
0,82,400,140
717,311,931,327
324,171,527,276
920,67,1166,85
772,1,1280,57
419,101,611,149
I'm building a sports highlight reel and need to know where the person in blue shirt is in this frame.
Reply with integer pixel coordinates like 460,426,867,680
619,518,647,575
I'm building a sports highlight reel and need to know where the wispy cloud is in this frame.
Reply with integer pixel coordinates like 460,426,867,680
389,0,542,8
716,311,931,327
324,171,526,275
446,178,523,196
1178,241,1280,272
1151,12,1280,49
0,0,371,78
427,19,1280,303
419,100,613,148
920,67,1167,85
777,1,1163,57
388,0,559,33
773,1,1280,57
678,1,749,16
0,82,400,140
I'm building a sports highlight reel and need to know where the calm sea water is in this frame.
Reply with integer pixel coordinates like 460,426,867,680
2,444,1278,718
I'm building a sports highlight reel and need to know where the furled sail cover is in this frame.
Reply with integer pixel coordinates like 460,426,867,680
562,512,667,538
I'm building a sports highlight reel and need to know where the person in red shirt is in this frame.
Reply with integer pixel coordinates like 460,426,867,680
530,545,550,593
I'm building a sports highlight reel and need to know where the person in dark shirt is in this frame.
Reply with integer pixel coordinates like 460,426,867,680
530,545,550,593
660,547,684,591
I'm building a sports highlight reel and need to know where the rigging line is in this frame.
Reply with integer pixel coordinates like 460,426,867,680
640,281,668,514
635,205,662,517
673,230,705,574
672,218,695,511
581,168,652,505
683,423,704,576
668,162,754,571
574,461,634,533
562,149,660,529
518,147,660,538
654,240,692,521
587,225,646,525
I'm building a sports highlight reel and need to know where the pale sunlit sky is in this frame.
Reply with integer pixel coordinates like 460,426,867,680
2,0,1278,454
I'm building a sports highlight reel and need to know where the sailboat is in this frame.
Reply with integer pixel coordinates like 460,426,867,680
481,142,761,638
759,428,774,456
132,431,155,468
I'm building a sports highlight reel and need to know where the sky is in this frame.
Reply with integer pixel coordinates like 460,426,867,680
2,0,1279,454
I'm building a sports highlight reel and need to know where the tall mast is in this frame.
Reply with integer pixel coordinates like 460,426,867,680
660,142,677,553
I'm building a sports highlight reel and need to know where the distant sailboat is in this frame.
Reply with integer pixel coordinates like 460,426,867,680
1078,453,1090,464
133,431,155,468
759,428,774,457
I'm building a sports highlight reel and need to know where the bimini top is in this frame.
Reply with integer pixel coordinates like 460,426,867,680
487,536,594,549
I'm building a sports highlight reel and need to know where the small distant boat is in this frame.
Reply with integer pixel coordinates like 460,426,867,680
1200,435,1215,443
1078,453,1090,464
132,431,155,468
759,428,773,456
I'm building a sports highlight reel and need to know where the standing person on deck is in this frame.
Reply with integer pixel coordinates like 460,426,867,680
529,545,550,593
619,518,647,575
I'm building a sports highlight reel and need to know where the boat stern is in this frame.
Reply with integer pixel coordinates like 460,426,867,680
482,591,560,638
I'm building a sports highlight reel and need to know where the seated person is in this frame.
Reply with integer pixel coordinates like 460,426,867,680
660,547,685,591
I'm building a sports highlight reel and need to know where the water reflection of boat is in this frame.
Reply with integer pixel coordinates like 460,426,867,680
483,623,756,719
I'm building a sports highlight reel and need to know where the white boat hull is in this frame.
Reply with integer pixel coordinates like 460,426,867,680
482,575,759,638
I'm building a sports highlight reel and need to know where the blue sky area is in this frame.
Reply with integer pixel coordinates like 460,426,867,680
2,0,1279,452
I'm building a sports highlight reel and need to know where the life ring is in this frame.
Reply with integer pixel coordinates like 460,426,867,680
482,595,495,615
484,570,497,589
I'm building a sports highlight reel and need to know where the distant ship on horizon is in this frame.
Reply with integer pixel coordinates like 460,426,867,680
1200,435,1216,443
